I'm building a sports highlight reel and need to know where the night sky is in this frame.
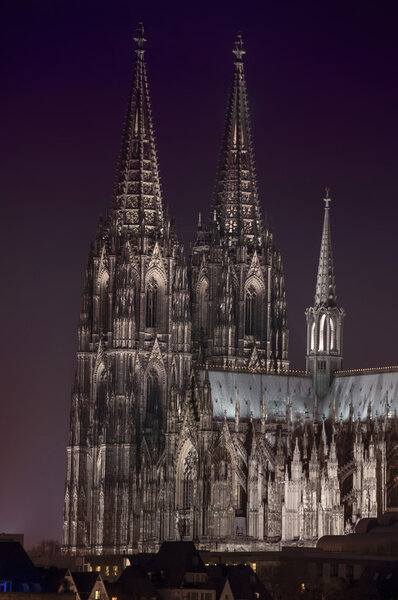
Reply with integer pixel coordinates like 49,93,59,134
1,0,397,547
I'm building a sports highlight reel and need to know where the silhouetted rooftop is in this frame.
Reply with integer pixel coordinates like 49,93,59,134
0,541,47,592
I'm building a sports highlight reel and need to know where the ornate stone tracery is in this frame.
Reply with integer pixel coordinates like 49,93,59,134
63,25,397,558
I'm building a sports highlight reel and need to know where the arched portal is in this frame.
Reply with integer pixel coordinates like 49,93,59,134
182,449,196,509
176,442,198,538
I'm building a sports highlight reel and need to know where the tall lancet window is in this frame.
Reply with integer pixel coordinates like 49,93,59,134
99,272,109,332
318,313,326,352
330,317,335,350
198,280,209,334
146,280,158,328
310,322,316,351
182,449,194,510
245,287,256,336
146,369,161,423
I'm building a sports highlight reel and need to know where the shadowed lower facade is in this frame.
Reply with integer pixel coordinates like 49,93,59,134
63,25,398,555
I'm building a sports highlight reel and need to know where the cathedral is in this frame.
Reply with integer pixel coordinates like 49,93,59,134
62,24,398,555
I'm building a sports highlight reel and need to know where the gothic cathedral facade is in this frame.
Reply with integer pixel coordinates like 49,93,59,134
63,25,398,555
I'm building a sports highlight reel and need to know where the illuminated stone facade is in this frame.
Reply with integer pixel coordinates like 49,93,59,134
63,25,398,555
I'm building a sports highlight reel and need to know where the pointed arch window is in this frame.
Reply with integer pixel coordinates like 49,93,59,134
146,369,162,427
245,287,256,336
182,449,195,510
146,280,158,328
99,272,109,332
198,280,209,334
310,321,316,351
236,484,247,517
95,370,107,439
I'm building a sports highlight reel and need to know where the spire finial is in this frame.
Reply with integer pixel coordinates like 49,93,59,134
232,33,245,62
114,19,164,237
313,189,336,306
134,21,147,54
324,187,331,209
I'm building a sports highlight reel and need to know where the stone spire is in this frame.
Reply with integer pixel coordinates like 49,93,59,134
213,34,262,245
314,189,336,307
113,22,163,239
306,190,344,398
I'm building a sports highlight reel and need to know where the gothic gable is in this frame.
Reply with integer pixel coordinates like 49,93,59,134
247,346,265,371
146,241,167,285
96,246,109,285
93,340,107,384
245,250,265,290
178,397,198,450
146,337,165,372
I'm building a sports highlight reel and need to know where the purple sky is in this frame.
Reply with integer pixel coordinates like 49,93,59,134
1,1,397,547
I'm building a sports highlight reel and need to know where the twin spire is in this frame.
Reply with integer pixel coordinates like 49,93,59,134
113,25,263,246
213,34,262,245
112,21,339,306
114,22,164,239
314,188,337,307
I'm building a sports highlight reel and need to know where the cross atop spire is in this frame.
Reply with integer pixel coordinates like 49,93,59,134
133,21,147,55
212,34,262,246
324,187,331,209
314,190,337,307
233,33,245,62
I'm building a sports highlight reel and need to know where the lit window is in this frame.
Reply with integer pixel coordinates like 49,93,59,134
95,566,101,572
310,322,315,351
330,317,335,350
105,566,110,577
95,591,100,600
318,314,326,351
112,566,119,576
251,562,256,573
300,583,305,594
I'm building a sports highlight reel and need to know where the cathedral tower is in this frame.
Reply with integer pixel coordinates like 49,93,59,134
63,23,191,555
190,35,288,371
306,191,344,398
